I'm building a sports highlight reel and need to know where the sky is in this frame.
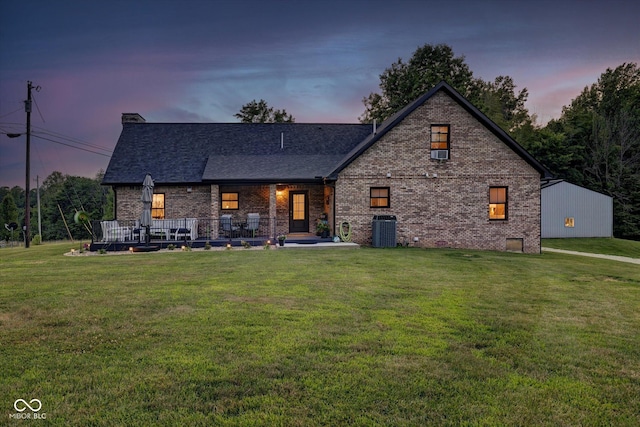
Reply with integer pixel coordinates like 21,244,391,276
1,0,639,189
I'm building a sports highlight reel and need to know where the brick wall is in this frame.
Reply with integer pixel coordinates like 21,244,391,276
116,185,211,220
114,183,328,239
335,91,542,253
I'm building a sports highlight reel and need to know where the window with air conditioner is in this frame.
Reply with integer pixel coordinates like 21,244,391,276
430,124,450,160
430,149,449,160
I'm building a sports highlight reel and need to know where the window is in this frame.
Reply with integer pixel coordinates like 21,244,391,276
430,124,450,159
221,192,239,210
370,187,390,208
489,187,507,220
564,217,575,228
152,193,165,219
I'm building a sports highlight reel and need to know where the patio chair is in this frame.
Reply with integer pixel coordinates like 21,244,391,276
245,213,260,238
132,220,146,242
173,218,198,241
220,214,239,238
100,220,130,242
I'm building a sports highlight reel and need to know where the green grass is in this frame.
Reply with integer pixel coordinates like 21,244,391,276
1,243,639,426
542,237,640,258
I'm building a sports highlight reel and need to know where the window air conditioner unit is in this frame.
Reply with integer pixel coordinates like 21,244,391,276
431,150,449,160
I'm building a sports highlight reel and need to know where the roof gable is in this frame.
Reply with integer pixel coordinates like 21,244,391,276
328,81,552,179
541,179,612,199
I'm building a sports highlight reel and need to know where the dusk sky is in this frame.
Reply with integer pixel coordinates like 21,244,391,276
1,0,638,188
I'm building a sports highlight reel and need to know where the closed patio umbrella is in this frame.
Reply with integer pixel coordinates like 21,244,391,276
141,173,154,245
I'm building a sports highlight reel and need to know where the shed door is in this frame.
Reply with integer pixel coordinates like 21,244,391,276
289,191,309,233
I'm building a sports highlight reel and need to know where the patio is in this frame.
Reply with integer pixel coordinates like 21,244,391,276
89,218,335,251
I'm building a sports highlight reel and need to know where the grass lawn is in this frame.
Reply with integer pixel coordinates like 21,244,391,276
542,237,640,258
1,242,639,426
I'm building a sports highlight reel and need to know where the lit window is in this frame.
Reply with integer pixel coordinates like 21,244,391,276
489,187,507,220
221,192,239,210
565,217,575,227
370,187,390,208
430,124,450,159
152,194,165,219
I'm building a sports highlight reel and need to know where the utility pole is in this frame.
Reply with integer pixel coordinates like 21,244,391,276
24,81,33,248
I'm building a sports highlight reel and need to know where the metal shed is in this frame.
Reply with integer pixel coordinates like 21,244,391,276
541,179,613,238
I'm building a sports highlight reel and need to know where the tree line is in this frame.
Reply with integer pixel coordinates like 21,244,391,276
2,43,638,242
0,171,113,243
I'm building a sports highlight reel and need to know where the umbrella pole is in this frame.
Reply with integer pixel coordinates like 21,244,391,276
146,225,150,246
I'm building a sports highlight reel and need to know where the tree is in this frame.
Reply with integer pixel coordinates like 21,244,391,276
547,63,640,238
95,170,114,220
477,76,532,134
359,43,534,133
360,44,477,124
0,187,9,204
38,171,110,241
4,171,113,243
235,99,294,123
0,193,19,242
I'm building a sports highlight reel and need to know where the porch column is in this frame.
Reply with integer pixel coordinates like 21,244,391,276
269,184,277,239
211,184,219,239
210,184,220,219
325,185,335,234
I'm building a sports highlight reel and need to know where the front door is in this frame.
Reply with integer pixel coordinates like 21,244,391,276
289,191,309,233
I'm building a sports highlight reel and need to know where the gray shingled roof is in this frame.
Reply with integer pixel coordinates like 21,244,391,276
102,123,372,185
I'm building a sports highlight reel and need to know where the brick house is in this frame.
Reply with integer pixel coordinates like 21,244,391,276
102,81,551,252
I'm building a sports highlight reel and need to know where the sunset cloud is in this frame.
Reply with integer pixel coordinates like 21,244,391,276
1,0,638,187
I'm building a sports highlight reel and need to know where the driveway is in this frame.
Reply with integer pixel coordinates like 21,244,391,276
542,247,640,265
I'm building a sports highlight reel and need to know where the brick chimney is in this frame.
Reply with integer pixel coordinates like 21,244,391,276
121,113,146,124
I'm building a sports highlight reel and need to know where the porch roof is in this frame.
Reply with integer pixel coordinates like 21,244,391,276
202,154,345,182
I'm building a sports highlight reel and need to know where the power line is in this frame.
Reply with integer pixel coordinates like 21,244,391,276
0,122,113,154
31,134,112,157
33,127,113,153
31,93,46,124
0,107,24,119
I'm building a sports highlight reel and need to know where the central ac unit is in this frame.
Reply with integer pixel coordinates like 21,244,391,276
431,150,449,160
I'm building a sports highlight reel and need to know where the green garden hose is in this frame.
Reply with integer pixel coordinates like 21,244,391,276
339,221,352,242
